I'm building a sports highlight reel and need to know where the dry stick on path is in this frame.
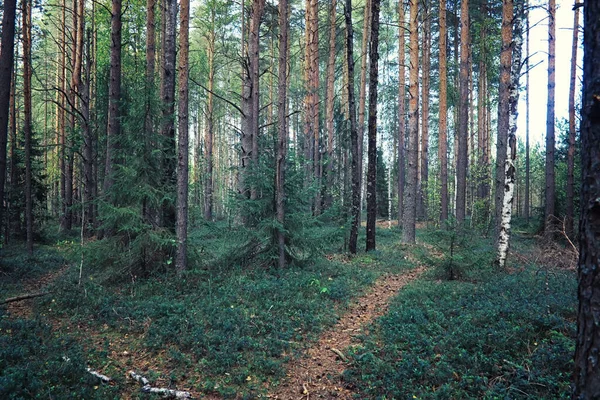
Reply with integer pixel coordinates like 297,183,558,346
269,267,425,399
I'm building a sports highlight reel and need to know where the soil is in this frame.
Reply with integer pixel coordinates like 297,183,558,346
268,267,425,400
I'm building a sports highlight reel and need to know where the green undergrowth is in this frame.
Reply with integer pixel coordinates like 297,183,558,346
344,233,576,399
37,224,413,398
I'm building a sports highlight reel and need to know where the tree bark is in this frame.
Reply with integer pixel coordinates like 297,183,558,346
544,0,556,234
573,0,600,395
357,0,371,212
324,0,337,210
276,0,289,268
401,0,419,244
176,0,190,273
365,0,380,252
345,0,360,254
566,7,579,235
418,3,431,221
204,10,215,221
23,0,33,254
455,0,469,223
0,0,17,233
524,0,530,223
397,1,406,225
438,0,448,223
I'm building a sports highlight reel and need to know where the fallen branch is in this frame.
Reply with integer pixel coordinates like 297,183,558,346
1,291,51,305
330,348,348,362
87,368,112,383
129,371,192,399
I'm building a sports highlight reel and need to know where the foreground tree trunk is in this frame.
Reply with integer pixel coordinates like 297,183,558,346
566,6,579,236
524,1,530,223
324,0,337,210
366,0,380,252
544,0,556,233
419,4,431,221
397,2,406,225
176,0,190,272
23,0,33,254
305,0,320,214
401,0,419,244
455,0,469,223
494,0,512,234
438,0,448,222
275,0,289,268
345,0,360,254
573,2,600,395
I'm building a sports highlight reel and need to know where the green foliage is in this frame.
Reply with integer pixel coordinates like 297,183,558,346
0,313,119,399
344,266,576,399
418,224,494,280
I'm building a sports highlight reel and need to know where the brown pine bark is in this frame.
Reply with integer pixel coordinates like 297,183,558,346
23,0,33,253
345,0,360,254
573,1,600,395
401,0,419,244
276,0,289,268
103,0,122,198
82,28,94,234
566,7,579,235
438,0,448,222
455,0,469,223
544,0,556,233
324,0,337,210
419,3,431,221
204,10,216,221
397,1,406,225
365,0,380,252
0,0,17,233
524,1,530,223
176,0,190,272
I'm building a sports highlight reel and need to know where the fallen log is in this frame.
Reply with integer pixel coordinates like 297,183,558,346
129,371,192,399
1,291,51,305
87,368,112,383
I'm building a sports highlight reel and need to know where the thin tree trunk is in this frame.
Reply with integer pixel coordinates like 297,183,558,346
176,0,190,273
573,2,600,395
23,0,33,254
397,1,406,225
358,0,371,205
455,0,469,223
524,0,530,223
401,0,419,244
0,0,17,232
345,0,360,254
419,3,430,221
82,28,94,235
438,0,448,223
204,11,215,221
544,0,556,233
365,0,380,252
324,0,337,210
566,7,579,235
276,0,289,268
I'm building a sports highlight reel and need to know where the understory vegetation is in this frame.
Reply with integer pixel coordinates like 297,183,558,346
0,222,576,399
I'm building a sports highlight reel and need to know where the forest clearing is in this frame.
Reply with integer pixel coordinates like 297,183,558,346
1,0,600,397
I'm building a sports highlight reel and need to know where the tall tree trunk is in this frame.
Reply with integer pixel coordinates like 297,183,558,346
161,0,177,229
276,0,289,268
419,3,430,221
397,1,406,225
23,0,33,254
494,0,512,234
176,0,190,273
566,6,579,235
365,0,380,252
497,0,522,268
438,0,448,222
524,0,530,223
0,0,17,235
204,11,215,221
401,0,419,244
324,0,337,210
304,0,320,213
82,28,94,235
358,0,371,208
345,0,360,254
544,0,556,233
573,1,600,395
455,0,469,223
103,0,122,200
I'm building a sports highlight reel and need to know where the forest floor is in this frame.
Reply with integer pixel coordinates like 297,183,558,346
0,222,578,399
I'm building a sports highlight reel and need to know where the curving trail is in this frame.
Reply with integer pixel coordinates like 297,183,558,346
269,266,425,399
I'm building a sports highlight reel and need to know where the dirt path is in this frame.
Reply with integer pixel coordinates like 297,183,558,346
268,267,425,399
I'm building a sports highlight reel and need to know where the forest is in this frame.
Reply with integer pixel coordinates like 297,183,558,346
1,0,600,398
